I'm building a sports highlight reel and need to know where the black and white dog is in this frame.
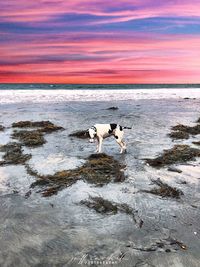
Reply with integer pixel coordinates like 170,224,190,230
88,123,131,154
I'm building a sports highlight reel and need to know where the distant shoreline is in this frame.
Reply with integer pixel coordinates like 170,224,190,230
0,83,200,90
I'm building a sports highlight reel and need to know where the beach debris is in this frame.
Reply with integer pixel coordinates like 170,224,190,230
11,120,63,147
12,130,46,147
0,142,31,166
80,196,139,223
167,166,182,173
146,145,200,167
129,237,187,252
28,153,126,197
106,106,119,110
142,178,183,199
69,129,89,139
0,125,5,131
165,237,187,250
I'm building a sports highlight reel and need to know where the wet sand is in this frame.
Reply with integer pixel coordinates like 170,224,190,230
0,97,200,267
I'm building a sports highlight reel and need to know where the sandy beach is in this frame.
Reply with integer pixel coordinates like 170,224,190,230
0,89,200,267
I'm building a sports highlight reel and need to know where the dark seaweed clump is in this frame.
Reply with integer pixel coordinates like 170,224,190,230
192,141,200,146
172,124,200,135
12,130,46,147
12,120,63,133
80,196,140,224
107,106,119,110
69,130,89,139
81,196,118,214
28,153,126,197
146,145,200,167
168,131,189,140
0,125,5,131
169,123,200,140
12,121,63,147
0,142,31,166
142,178,183,199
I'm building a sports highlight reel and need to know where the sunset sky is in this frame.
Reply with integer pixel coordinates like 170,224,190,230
0,0,200,83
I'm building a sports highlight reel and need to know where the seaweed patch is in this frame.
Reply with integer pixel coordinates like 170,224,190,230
12,130,46,147
69,130,89,139
169,123,200,140
80,196,142,225
0,142,31,166
142,178,183,199
146,145,200,167
12,120,63,133
11,121,63,147
27,153,126,197
168,131,189,140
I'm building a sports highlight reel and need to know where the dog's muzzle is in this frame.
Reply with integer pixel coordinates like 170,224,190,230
89,139,94,143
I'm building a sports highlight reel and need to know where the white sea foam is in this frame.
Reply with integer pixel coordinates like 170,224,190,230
0,88,199,104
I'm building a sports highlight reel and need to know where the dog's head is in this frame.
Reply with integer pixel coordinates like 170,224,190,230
88,126,97,143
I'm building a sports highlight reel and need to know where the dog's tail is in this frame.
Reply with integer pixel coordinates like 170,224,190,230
122,126,132,130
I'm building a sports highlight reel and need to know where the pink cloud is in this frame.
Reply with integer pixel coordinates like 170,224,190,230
1,0,200,24
1,32,200,83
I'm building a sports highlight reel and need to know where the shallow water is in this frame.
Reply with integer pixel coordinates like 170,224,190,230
0,97,200,267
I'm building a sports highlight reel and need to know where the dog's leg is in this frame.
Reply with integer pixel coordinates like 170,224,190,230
114,128,126,153
95,138,99,153
115,138,126,153
121,140,127,153
115,139,123,153
97,137,103,153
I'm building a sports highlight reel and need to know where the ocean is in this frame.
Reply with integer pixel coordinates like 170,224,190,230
0,84,199,104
